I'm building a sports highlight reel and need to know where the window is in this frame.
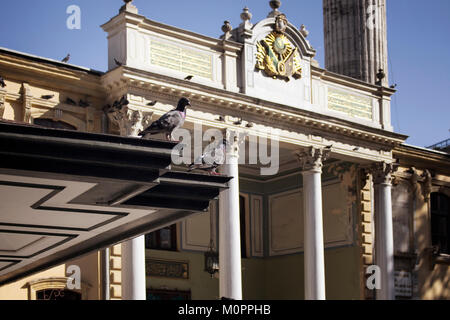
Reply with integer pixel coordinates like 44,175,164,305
36,289,81,300
431,193,450,254
145,224,177,251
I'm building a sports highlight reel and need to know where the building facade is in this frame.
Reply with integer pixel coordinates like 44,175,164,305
0,0,448,300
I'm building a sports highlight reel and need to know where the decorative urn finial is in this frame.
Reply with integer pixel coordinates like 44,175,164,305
300,24,309,38
240,7,252,22
222,21,232,34
270,0,281,10
268,0,282,18
221,21,233,40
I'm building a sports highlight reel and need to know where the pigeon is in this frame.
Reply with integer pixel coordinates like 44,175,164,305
188,139,228,175
217,115,225,122
79,99,90,107
233,118,243,126
62,54,70,63
41,95,55,100
147,100,158,106
139,97,191,141
184,75,194,81
390,84,397,89
114,58,123,67
66,97,77,105
118,95,129,107
0,76,6,88
246,122,254,128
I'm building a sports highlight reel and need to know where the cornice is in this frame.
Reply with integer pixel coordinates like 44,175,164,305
102,66,408,151
0,52,106,97
311,65,396,97
101,12,243,54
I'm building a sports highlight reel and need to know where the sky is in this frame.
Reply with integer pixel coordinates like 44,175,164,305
0,0,449,147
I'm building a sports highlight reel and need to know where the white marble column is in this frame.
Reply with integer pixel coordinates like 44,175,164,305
297,147,330,300
372,162,396,300
219,132,242,300
121,236,146,300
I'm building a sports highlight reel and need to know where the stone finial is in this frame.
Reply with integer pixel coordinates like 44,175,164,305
221,21,233,40
237,7,253,41
240,7,252,22
120,0,138,14
375,68,386,86
300,24,309,38
268,0,282,18
222,21,232,34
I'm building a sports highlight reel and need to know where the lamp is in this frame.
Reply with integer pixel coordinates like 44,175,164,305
204,239,219,278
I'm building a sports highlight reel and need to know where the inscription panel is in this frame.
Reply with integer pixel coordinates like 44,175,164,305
328,87,373,120
150,39,213,80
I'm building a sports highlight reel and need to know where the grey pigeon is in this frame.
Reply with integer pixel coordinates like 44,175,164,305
147,100,158,106
184,75,194,81
66,97,77,105
114,58,123,67
0,76,6,88
41,95,55,100
139,97,190,141
79,99,90,108
188,139,227,175
62,54,70,63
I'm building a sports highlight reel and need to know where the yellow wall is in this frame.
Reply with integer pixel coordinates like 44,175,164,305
0,265,66,300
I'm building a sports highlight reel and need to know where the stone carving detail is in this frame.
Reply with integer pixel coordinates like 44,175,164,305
422,169,432,201
0,87,6,118
255,13,302,80
409,167,421,196
21,83,33,123
224,129,241,158
104,99,153,137
371,162,398,185
296,147,331,172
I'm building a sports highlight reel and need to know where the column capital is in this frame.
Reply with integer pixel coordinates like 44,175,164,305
296,147,330,173
371,162,398,185
223,129,241,159
105,102,153,137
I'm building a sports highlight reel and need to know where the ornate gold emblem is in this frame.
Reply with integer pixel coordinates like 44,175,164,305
256,14,302,80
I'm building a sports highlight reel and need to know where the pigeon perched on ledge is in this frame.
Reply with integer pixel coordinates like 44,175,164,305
139,97,190,141
188,139,228,175
0,76,6,88
62,54,70,63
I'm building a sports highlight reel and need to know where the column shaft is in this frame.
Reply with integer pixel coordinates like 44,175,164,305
219,152,242,300
372,162,396,300
303,170,326,300
121,235,146,300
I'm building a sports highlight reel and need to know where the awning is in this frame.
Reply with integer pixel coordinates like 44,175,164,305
0,121,231,285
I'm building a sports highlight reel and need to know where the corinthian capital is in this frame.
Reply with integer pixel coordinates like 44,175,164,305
296,147,331,172
105,104,153,137
371,162,398,185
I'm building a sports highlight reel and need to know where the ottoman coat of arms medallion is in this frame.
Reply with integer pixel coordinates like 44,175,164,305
256,14,302,81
